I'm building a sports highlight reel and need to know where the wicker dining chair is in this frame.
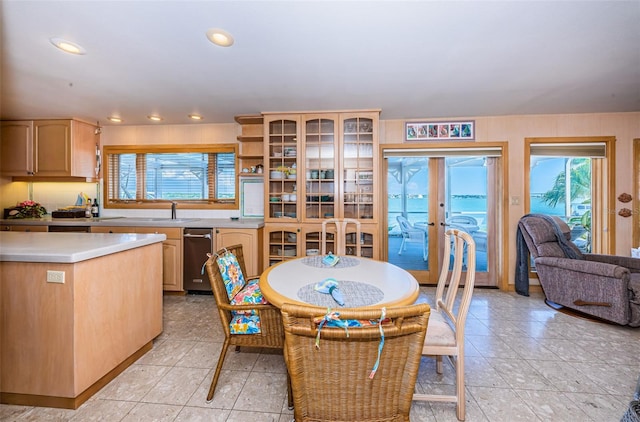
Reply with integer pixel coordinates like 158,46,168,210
413,229,476,421
281,302,430,422
204,244,291,405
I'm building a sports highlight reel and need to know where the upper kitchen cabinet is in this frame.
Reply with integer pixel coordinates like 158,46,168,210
0,119,100,181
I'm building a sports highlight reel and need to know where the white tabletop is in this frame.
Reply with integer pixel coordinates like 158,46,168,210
259,256,420,309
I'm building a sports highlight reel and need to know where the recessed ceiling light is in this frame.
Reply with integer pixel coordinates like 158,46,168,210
50,37,86,55
107,116,123,123
189,114,203,121
147,115,163,122
206,28,234,47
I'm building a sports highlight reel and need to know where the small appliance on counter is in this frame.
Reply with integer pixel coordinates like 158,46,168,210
51,208,87,218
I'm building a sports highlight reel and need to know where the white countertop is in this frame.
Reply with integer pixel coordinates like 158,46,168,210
0,232,167,263
0,217,264,229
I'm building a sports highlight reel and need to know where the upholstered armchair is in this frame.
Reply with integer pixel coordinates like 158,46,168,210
516,214,640,327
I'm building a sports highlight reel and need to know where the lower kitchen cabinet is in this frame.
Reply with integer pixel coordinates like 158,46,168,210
216,227,263,275
264,222,379,266
92,226,183,291
1,224,48,232
138,227,182,292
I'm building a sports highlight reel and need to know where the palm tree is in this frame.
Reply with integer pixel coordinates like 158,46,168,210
541,158,591,208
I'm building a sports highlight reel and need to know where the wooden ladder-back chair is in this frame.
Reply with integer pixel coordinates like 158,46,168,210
321,218,362,256
413,229,476,421
281,302,430,422
204,244,291,405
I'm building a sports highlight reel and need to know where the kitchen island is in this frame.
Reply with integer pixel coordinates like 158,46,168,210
0,232,166,409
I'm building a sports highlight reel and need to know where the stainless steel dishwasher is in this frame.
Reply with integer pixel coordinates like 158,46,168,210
183,228,214,292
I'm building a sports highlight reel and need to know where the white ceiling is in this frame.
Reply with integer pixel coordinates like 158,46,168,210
1,1,639,126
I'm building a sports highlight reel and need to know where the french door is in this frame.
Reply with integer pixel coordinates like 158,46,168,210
384,145,504,287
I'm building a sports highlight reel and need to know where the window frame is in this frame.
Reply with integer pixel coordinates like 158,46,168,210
525,136,616,257
103,144,239,210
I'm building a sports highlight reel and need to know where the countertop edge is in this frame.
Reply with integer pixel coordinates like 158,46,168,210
0,232,167,263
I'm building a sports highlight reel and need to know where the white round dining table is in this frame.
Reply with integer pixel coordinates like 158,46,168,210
259,255,420,309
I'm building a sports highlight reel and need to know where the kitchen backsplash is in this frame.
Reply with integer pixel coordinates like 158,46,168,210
31,182,99,213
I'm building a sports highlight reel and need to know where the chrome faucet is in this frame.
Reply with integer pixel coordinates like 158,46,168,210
171,201,177,220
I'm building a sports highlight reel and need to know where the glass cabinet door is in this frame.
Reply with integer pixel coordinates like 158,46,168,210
266,226,299,266
303,116,337,221
342,116,375,220
302,227,332,256
266,117,299,221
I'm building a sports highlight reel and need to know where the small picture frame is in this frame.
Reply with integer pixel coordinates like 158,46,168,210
405,120,475,141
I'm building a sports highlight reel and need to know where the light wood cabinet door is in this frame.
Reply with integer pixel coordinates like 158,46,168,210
264,224,301,268
216,228,263,276
161,238,182,291
136,227,183,291
1,121,33,175
33,120,72,176
90,226,136,233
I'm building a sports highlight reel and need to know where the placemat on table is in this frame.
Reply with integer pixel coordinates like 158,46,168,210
300,255,360,268
297,280,383,307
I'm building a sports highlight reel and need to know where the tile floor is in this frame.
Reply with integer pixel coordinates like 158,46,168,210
1,287,639,421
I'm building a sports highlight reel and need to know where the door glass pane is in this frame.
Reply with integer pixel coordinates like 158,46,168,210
387,157,429,271
445,157,488,272
530,157,592,252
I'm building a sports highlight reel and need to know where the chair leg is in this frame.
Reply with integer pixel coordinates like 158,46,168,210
286,371,294,410
398,238,406,255
207,339,231,401
455,354,465,421
435,355,443,374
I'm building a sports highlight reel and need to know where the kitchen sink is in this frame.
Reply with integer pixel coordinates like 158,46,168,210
122,218,198,223
97,217,198,223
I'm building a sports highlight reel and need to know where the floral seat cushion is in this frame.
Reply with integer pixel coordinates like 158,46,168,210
215,249,269,335
229,280,269,334
216,252,247,300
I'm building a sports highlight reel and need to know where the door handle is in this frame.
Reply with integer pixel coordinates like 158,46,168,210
184,233,212,239
425,222,435,226
440,222,450,226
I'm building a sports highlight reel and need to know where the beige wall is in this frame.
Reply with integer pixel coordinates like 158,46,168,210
99,122,237,146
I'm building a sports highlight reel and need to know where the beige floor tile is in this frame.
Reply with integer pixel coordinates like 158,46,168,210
120,402,182,422
141,366,209,406
68,398,136,421
233,372,288,413
469,385,540,421
96,364,171,401
187,369,251,409
174,405,231,421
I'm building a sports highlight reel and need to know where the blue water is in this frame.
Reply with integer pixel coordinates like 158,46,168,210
388,196,564,228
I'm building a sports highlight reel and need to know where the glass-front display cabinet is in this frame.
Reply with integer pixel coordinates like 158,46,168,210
262,110,380,263
342,114,375,221
303,115,337,221
265,115,300,222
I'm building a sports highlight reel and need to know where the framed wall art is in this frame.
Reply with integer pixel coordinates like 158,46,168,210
405,120,475,141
